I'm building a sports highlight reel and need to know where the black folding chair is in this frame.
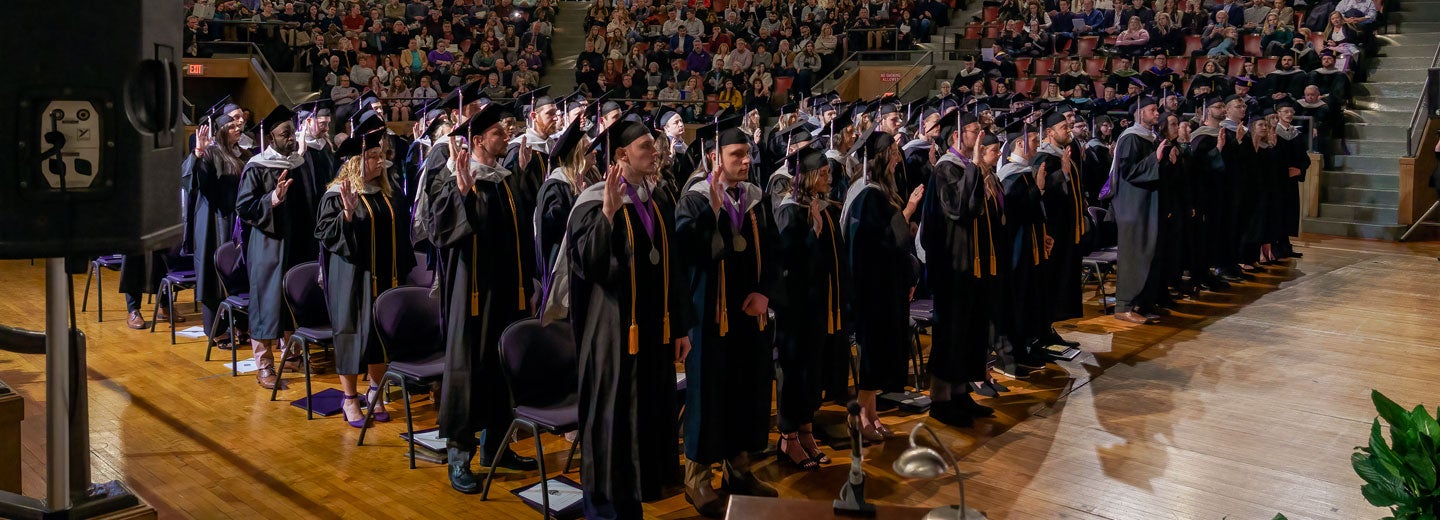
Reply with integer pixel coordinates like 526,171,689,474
273,262,334,413
205,242,249,374
81,254,124,322
358,286,445,469
150,257,198,345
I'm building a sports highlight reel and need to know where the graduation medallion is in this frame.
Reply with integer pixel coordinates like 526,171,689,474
733,235,748,252
649,247,661,265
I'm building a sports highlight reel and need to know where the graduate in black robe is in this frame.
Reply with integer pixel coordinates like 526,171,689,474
997,129,1052,377
841,129,920,441
1110,97,1166,324
314,130,416,428
185,115,250,340
556,120,693,520
1308,51,1351,106
1273,102,1312,258
1188,97,1233,290
117,250,175,329
235,106,320,389
297,100,338,195
1217,96,1257,277
1242,116,1284,265
1031,110,1088,348
424,102,539,494
533,119,589,307
1156,112,1197,298
674,120,781,517
1139,56,1183,94
773,148,845,471
506,87,560,244
918,115,1003,427
1262,55,1307,108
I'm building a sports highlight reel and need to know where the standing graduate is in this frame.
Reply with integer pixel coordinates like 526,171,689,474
764,122,814,215
674,117,781,518
841,128,923,440
534,119,591,307
236,105,321,389
1218,95,1255,278
296,100,338,193
314,129,416,429
920,113,1002,427
1032,110,1087,350
186,113,250,342
1272,101,1311,258
117,250,176,329
996,125,1052,380
507,86,560,226
1242,115,1283,265
1156,111,1197,298
1110,96,1167,325
425,102,539,494
773,148,845,471
561,119,694,520
1189,97,1233,291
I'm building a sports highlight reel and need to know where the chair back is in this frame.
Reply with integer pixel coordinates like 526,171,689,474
405,253,434,287
498,319,577,410
373,286,443,362
214,241,248,296
283,262,330,328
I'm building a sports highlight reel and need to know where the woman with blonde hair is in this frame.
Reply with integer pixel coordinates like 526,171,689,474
315,131,416,428
534,120,592,305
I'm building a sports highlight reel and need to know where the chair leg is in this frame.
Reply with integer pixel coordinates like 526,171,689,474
204,301,220,362
168,287,178,345
228,308,239,376
358,380,376,447
304,343,315,420
402,379,416,469
533,423,551,520
271,337,291,401
562,436,579,474
480,421,522,501
150,285,164,334
82,265,94,313
97,267,105,323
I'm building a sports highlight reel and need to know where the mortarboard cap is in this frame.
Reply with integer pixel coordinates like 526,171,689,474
448,101,511,138
337,128,385,159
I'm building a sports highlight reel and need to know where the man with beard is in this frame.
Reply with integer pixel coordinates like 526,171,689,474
296,100,338,191
507,86,561,245
1308,50,1351,106
236,105,321,389
1263,55,1307,109
674,117,780,518
560,120,693,519
1031,109,1087,355
426,102,539,494
1272,101,1311,258
1110,96,1166,325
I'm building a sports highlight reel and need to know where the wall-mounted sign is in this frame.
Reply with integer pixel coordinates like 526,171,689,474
185,63,206,76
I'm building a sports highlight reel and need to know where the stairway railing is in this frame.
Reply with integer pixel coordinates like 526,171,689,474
1405,42,1440,156
810,49,936,99
196,41,298,107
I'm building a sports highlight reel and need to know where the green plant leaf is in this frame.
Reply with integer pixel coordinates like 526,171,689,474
1374,390,1414,430
1413,405,1440,451
1402,452,1436,490
1355,451,1391,486
1355,452,1408,506
1270,514,1288,520
1371,420,1406,474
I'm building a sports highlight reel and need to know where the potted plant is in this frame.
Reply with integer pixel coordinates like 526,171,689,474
1351,390,1440,519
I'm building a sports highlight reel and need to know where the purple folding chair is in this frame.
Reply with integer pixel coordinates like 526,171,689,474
81,254,124,322
149,255,198,344
405,252,434,287
273,262,334,412
204,241,249,375
480,318,580,518
357,286,445,469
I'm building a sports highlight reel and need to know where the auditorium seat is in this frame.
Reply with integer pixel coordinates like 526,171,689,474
1032,57,1054,76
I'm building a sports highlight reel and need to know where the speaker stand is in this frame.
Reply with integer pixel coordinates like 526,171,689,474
0,259,142,519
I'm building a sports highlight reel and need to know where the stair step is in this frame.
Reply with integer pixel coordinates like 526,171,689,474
1342,123,1409,140
1377,32,1440,45
1334,137,1409,154
1351,96,1420,111
1394,21,1440,32
1316,203,1399,225
1329,154,1401,173
1301,217,1406,240
1367,67,1432,82
1364,56,1437,70
1324,186,1401,205
1355,82,1427,98
1377,44,1440,58
1394,10,1440,22
1343,109,1413,125
1322,170,1401,190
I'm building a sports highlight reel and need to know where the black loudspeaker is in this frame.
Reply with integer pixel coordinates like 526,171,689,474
0,0,184,260
1430,68,1440,117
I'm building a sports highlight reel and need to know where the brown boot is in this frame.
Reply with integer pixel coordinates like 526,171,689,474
126,311,146,330
684,462,726,518
256,368,279,390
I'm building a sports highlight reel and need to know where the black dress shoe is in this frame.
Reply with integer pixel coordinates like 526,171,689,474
1047,328,1080,348
722,470,779,498
448,447,481,494
480,451,538,472
954,391,995,418
685,485,727,518
972,381,998,398
986,379,1010,393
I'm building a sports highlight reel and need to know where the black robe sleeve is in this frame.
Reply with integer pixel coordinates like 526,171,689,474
236,162,279,234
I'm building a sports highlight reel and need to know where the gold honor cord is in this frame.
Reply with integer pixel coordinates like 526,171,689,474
358,194,400,298
472,236,480,317
1073,174,1085,243
717,259,729,337
823,211,842,335
747,209,765,332
502,181,527,311
982,200,998,276
620,199,674,354
653,199,672,343
623,210,640,355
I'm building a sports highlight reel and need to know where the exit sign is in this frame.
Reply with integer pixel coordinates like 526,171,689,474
185,63,206,76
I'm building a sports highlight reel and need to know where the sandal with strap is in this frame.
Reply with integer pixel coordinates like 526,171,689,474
797,429,830,465
342,394,367,428
778,433,819,471
366,386,391,422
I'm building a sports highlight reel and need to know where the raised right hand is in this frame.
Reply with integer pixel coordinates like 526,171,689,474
340,179,359,221
707,163,725,214
194,125,211,157
601,163,624,221
1035,161,1048,191
453,147,475,194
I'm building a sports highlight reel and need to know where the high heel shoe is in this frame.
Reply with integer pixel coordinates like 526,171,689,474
798,429,830,464
778,433,819,471
367,386,391,422
342,394,367,428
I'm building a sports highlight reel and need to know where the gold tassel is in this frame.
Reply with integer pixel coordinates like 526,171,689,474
826,279,835,334
502,181,526,311
663,314,671,342
628,324,640,355
718,260,729,337
471,238,480,317
972,218,981,278
624,211,640,355
749,210,764,332
655,200,673,345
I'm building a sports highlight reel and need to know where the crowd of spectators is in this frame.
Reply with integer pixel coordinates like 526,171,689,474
572,0,955,122
184,0,557,122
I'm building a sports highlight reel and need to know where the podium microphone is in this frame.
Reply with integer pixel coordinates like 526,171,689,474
834,400,876,516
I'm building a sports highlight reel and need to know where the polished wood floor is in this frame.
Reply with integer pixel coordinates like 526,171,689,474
1,235,1437,519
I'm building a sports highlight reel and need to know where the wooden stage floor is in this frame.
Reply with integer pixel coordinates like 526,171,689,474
1,235,1437,519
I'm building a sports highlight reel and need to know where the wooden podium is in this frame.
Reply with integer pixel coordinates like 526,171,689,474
725,496,934,520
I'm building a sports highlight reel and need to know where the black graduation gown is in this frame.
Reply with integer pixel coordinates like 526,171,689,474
186,148,247,317
1190,126,1229,270
1082,140,1113,204
315,187,416,375
426,151,536,448
774,198,848,431
1139,68,1181,94
235,153,320,340
1308,69,1351,104
304,140,338,194
535,174,579,306
1032,143,1086,323
900,141,934,214
505,141,551,224
1275,126,1311,237
1296,101,1333,142
567,184,691,513
843,183,915,393
675,180,779,464
1220,126,1260,256
999,162,1047,341
1057,71,1091,94
1245,144,1284,246
1158,141,1192,288
117,250,168,298
920,156,992,384
1187,73,1230,98
1110,128,1163,311
1263,69,1307,105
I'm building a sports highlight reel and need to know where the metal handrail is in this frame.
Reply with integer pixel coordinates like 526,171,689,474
889,51,936,100
1404,42,1440,156
811,49,938,97
196,40,299,107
